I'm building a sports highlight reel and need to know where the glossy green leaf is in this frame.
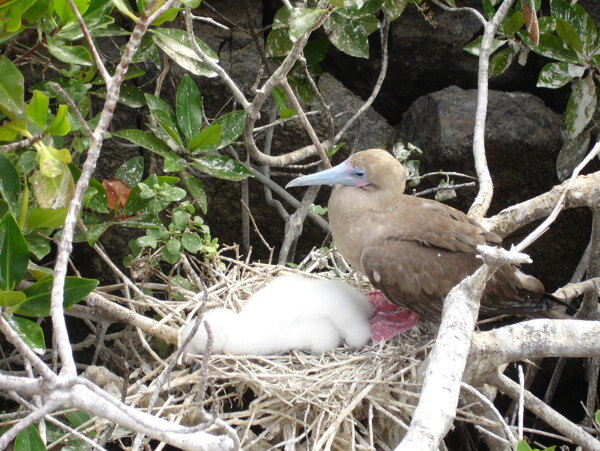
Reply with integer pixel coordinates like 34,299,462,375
0,153,21,216
85,222,111,245
189,123,222,152
326,11,379,58
0,56,24,120
266,7,294,57
562,74,596,139
555,18,583,53
166,237,181,254
181,0,201,7
556,130,590,180
489,47,515,77
113,129,171,156
46,104,71,136
181,233,202,253
6,316,45,354
144,92,174,116
515,441,532,451
190,155,252,181
2,0,36,33
463,37,506,56
151,28,218,77
521,31,580,63
151,7,181,26
17,276,99,317
0,119,26,141
288,8,325,43
26,233,51,260
47,41,93,66
114,156,144,187
14,425,45,451
501,11,524,34
0,290,26,308
64,410,92,428
153,109,184,147
53,0,90,23
161,246,180,264
0,213,29,291
27,207,67,229
382,0,406,20
339,0,385,17
111,0,138,21
176,74,203,142
537,62,583,88
181,175,207,214
30,168,75,209
595,410,600,427
25,90,49,129
304,37,329,66
202,110,245,151
172,210,191,230
163,152,187,172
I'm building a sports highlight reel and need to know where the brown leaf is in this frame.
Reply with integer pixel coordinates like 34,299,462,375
522,1,539,45
102,178,131,211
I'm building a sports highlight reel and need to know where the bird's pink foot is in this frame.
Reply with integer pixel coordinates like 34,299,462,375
367,291,419,342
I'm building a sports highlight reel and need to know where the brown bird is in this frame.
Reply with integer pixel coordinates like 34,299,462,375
287,149,561,338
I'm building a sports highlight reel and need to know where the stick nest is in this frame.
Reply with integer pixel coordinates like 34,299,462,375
92,249,437,450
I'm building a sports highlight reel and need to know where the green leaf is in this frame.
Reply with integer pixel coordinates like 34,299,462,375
521,31,580,63
181,0,201,7
595,410,600,427
64,410,92,428
163,152,187,172
176,74,203,142
181,233,202,253
166,237,181,254
181,175,207,214
501,11,524,34
288,8,325,43
6,316,45,354
0,56,24,120
326,11,379,58
151,7,181,26
489,47,515,77
202,110,245,151
266,7,294,57
144,92,174,116
562,74,596,139
556,130,590,180
383,0,406,20
463,36,506,56
47,41,93,66
537,62,583,89
515,440,532,451
26,233,51,260
84,222,111,246
53,0,90,23
27,207,67,229
113,129,171,156
114,156,144,187
46,104,71,136
0,290,26,308
555,18,583,53
0,213,29,291
30,168,75,209
14,425,45,451
0,153,21,216
17,276,99,317
190,155,253,181
111,0,138,21
153,109,184,147
172,210,191,230
272,87,297,119
151,28,218,77
189,124,222,152
25,90,49,129
161,246,180,264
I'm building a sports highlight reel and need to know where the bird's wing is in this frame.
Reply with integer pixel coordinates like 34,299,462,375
359,238,483,319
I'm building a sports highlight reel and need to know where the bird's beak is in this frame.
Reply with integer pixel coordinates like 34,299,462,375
286,160,355,188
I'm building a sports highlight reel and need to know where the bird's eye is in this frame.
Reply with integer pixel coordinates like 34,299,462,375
354,169,366,178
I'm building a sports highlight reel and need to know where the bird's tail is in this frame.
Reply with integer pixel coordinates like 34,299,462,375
538,293,575,318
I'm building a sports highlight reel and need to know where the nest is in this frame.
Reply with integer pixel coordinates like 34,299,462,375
88,248,437,450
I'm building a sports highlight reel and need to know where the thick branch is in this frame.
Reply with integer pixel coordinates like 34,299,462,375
482,171,600,237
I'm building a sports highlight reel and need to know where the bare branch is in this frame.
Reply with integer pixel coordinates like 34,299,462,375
468,0,517,219
493,373,600,451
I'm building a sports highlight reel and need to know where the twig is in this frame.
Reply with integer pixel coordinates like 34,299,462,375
468,0,517,219
492,373,600,450
0,135,42,152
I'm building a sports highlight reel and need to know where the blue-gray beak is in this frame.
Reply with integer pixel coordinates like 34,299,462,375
286,160,362,188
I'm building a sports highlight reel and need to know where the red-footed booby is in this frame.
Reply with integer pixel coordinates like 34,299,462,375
287,149,561,338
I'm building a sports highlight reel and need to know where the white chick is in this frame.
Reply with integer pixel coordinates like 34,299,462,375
179,274,372,355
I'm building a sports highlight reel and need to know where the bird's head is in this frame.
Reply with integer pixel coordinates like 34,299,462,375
286,149,407,194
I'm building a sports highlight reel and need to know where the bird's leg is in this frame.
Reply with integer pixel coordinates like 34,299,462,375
366,291,420,342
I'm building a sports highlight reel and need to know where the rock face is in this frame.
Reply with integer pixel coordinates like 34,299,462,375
398,85,562,211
